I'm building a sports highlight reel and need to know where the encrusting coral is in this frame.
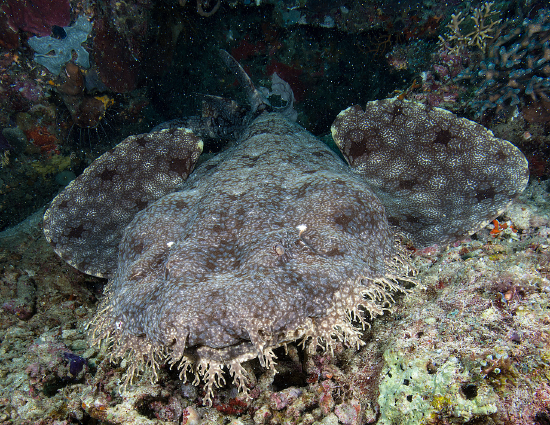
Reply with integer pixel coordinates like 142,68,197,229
42,52,528,405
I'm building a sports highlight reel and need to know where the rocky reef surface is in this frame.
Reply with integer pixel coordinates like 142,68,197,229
0,178,548,424
0,1,549,424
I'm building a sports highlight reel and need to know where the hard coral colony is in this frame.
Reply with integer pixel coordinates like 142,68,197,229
441,4,550,118
43,53,529,404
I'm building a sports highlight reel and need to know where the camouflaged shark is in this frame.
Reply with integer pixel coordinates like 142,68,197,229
43,51,528,404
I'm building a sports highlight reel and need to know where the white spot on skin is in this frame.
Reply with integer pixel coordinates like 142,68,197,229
167,241,175,247
297,224,307,237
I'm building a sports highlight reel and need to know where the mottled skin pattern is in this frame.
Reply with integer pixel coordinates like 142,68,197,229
331,100,530,247
44,128,203,278
44,89,528,403
88,113,407,402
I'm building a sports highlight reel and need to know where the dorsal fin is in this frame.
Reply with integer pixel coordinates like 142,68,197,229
154,51,296,141
331,99,529,247
218,49,269,116
218,50,296,122
43,128,203,277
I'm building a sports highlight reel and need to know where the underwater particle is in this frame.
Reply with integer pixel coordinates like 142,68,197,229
55,170,76,186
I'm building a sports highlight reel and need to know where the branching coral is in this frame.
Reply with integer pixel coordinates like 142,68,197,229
441,5,550,118
466,8,550,118
440,2,501,54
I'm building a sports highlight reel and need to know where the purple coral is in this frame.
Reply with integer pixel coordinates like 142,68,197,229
64,352,88,378
3,0,71,36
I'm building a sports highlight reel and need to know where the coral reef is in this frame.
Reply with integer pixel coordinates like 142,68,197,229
1,179,549,423
441,4,550,119
0,1,547,423
472,7,549,118
387,42,468,110
0,2,152,232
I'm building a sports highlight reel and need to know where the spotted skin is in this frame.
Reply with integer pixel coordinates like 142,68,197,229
331,100,529,246
43,128,203,278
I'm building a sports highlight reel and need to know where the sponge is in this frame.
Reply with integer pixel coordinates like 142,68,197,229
28,16,92,75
